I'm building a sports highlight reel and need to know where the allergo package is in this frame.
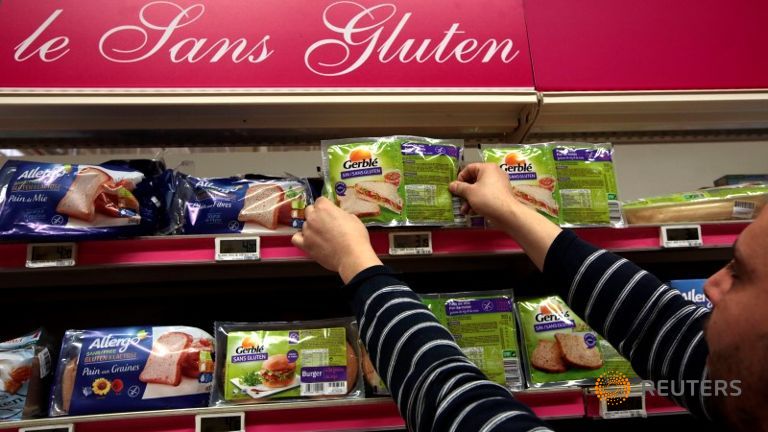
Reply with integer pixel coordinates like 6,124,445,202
482,143,621,226
0,160,167,239
322,136,464,226
167,173,310,235
516,296,636,388
212,319,363,405
50,326,214,416
0,330,53,421
422,290,523,391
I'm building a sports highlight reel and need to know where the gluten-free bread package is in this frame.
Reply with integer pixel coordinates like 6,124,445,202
50,326,214,416
0,330,53,421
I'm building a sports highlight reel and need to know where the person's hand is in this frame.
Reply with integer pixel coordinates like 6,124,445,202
450,163,562,271
449,163,521,224
292,197,382,283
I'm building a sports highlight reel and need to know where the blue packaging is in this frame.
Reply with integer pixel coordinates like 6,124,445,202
0,160,168,239
669,279,712,309
169,173,310,235
50,326,214,417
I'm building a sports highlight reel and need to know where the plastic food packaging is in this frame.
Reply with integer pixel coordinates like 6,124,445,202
322,136,464,226
622,184,768,225
211,318,363,405
167,173,311,235
49,326,214,416
481,144,560,224
0,330,53,421
0,160,168,239
515,296,636,388
669,279,712,309
551,142,622,227
713,174,768,187
422,290,524,391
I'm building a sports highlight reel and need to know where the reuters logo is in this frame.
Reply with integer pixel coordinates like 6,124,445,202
594,371,631,405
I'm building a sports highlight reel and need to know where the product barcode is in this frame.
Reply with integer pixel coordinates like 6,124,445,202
503,359,523,391
735,201,756,209
732,201,756,219
301,381,347,396
608,200,623,224
38,348,52,378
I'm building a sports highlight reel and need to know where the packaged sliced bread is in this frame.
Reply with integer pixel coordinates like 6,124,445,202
50,326,214,416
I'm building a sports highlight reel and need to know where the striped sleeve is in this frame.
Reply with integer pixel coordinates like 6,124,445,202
346,266,551,432
544,230,713,420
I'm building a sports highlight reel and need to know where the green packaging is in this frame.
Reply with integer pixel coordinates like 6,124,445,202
212,319,363,405
481,144,560,224
322,136,463,226
422,290,523,391
551,142,622,226
516,296,636,388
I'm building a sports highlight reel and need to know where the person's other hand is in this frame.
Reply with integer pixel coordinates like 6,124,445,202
449,163,520,223
292,197,382,283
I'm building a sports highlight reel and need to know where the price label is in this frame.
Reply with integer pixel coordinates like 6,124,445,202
215,237,261,262
599,392,647,419
389,231,433,256
26,243,76,268
660,225,703,248
20,424,74,432
196,412,245,432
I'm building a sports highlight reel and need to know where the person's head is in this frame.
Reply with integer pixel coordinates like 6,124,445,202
704,209,768,430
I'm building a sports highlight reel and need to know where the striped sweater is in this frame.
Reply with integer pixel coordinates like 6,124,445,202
344,230,712,431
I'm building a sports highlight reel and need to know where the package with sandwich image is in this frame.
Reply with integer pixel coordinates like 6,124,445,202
0,159,168,239
551,142,622,227
622,183,768,225
322,136,464,226
211,318,363,405
481,144,560,224
422,290,523,391
167,172,311,235
516,296,636,388
0,329,54,421
49,326,214,416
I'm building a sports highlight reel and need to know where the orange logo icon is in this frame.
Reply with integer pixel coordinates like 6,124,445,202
594,371,631,405
349,148,373,161
504,152,526,166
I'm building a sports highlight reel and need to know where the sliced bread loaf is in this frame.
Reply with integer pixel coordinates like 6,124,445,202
531,340,567,373
139,332,192,386
555,333,603,370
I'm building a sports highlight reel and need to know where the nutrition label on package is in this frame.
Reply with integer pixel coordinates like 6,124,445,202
405,185,437,206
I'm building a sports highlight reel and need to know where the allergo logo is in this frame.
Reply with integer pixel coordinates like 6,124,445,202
342,147,379,169
17,166,69,183
88,330,150,353
499,152,533,173
195,179,242,194
534,303,571,323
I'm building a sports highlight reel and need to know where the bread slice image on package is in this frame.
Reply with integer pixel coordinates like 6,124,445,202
237,183,285,230
354,181,403,214
139,332,193,386
338,193,381,218
555,333,603,370
55,167,111,221
511,184,559,218
531,340,567,373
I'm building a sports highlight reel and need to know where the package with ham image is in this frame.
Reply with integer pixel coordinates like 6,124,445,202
166,173,311,235
50,326,214,416
0,160,167,239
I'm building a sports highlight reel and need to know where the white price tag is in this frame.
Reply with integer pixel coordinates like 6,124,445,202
20,424,74,432
660,225,703,248
599,392,647,419
196,412,245,432
215,237,261,262
26,243,76,268
389,231,433,256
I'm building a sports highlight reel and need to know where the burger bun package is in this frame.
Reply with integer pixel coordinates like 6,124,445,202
0,329,53,421
0,160,169,239
211,318,363,406
166,173,311,235
622,184,768,225
322,136,464,227
49,326,214,416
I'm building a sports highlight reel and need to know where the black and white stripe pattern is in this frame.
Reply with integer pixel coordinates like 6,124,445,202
344,229,713,431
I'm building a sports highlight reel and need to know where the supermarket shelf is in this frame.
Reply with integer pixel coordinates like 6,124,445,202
0,90,538,143
527,90,768,140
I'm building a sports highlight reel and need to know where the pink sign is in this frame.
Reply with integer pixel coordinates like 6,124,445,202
524,0,768,91
0,0,533,89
